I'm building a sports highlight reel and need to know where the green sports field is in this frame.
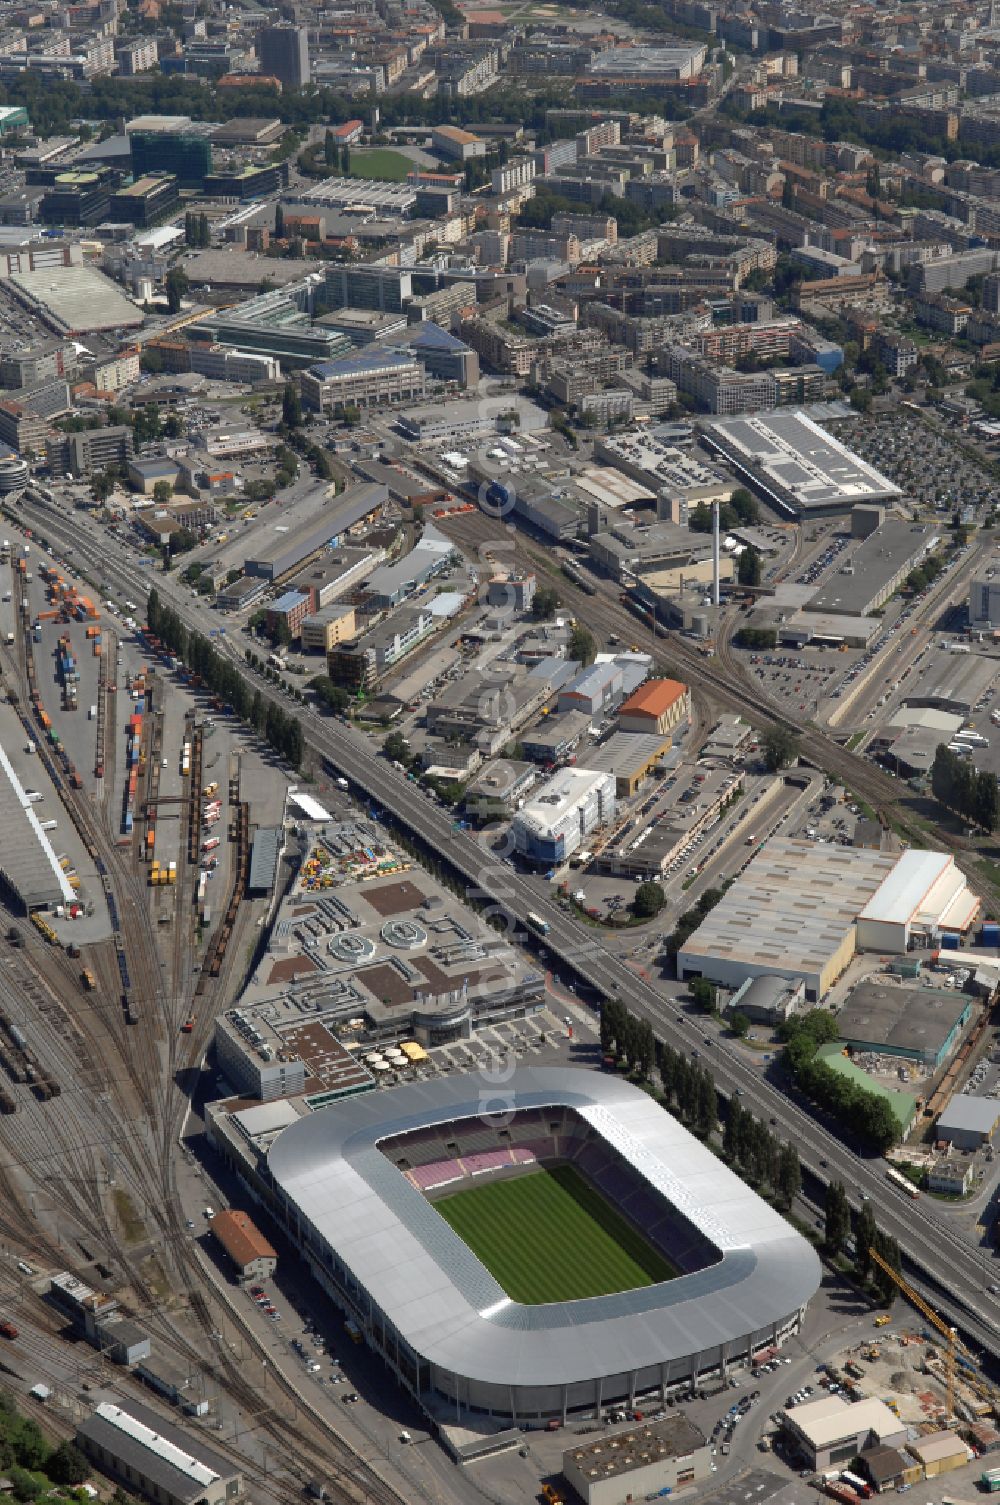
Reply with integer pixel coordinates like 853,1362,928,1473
434,1164,676,1304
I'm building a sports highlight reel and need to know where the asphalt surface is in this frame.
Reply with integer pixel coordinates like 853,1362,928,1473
14,497,1000,1373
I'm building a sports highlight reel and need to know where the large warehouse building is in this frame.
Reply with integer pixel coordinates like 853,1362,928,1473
703,411,901,518
267,1068,821,1424
807,520,938,617
243,482,386,580
677,839,978,1000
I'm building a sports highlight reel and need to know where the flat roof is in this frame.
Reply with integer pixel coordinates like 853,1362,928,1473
0,742,75,908
904,651,999,713
678,837,896,983
837,980,968,1055
936,1096,1000,1134
8,265,143,334
784,1394,902,1448
267,1068,821,1389
808,521,937,615
705,411,901,516
859,850,953,925
564,1414,706,1479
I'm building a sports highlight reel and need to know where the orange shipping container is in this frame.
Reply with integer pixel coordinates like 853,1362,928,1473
93,643,101,657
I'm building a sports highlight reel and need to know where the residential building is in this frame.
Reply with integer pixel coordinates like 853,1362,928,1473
0,400,50,455
49,424,134,477
300,604,356,653
491,157,535,195
257,25,310,90
117,38,159,76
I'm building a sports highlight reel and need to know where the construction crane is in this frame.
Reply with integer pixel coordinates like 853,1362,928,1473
868,1245,958,1420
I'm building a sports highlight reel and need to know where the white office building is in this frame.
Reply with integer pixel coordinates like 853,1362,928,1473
512,767,616,867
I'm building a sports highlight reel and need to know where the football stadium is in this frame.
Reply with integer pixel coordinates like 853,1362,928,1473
267,1067,821,1423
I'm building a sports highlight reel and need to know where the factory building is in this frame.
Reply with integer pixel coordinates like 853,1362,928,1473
935,1096,1000,1151
562,1416,712,1505
243,483,386,581
557,661,624,718
585,731,673,797
807,521,939,617
618,678,691,736
76,1401,243,1505
854,850,979,952
512,767,616,866
677,839,977,1001
780,1395,906,1473
836,979,972,1068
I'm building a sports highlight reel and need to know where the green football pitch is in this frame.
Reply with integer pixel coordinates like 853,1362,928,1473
434,1164,676,1304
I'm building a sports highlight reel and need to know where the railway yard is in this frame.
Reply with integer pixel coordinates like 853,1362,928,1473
0,398,999,1505
0,535,412,1505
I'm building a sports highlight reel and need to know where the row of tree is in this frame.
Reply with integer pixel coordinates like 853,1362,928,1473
146,591,304,768
824,1183,903,1304
183,211,211,248
600,999,803,1209
780,1012,901,1151
931,743,1000,833
666,886,728,958
723,1099,802,1210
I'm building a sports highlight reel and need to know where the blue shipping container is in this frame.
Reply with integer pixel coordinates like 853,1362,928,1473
124,811,133,834
982,923,1000,945
941,933,959,949
134,698,145,713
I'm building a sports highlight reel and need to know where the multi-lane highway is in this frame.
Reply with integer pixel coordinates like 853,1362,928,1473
14,496,1000,1366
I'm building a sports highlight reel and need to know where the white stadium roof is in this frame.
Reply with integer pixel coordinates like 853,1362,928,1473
268,1067,821,1394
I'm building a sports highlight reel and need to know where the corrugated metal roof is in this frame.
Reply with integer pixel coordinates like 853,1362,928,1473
247,827,281,895
87,1403,222,1490
267,1068,821,1390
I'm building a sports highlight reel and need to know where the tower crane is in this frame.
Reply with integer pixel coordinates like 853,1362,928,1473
868,1246,959,1420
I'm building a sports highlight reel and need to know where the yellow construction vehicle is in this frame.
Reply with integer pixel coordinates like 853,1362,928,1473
868,1245,988,1421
